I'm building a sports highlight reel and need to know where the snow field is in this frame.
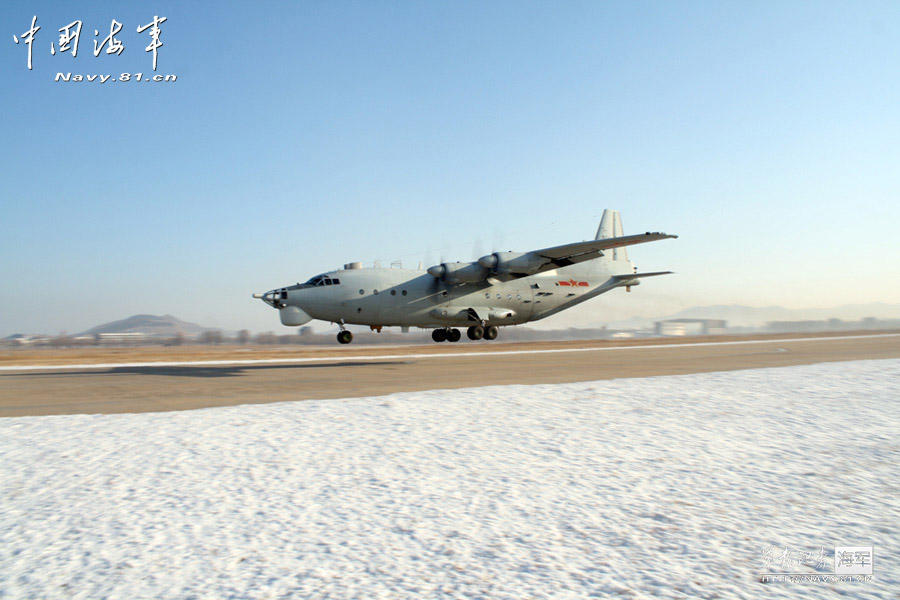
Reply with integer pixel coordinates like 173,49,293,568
1,359,898,599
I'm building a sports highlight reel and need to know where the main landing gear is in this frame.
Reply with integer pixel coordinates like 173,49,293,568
432,328,459,342
433,325,499,342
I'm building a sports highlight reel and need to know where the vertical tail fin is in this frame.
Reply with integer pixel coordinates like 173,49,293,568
595,209,628,261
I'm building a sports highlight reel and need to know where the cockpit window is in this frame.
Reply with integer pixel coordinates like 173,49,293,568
305,274,338,287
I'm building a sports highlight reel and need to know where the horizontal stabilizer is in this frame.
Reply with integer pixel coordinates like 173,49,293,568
611,271,673,282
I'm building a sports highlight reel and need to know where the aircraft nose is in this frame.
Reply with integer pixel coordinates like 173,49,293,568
255,289,284,308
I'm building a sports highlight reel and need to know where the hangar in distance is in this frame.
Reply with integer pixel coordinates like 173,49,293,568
254,210,678,344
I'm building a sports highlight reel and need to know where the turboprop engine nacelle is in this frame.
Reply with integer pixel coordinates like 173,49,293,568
477,251,547,275
427,261,491,283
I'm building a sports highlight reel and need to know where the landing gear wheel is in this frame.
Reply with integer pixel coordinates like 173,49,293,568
467,325,484,340
432,329,448,342
483,325,499,340
447,328,461,342
337,330,353,344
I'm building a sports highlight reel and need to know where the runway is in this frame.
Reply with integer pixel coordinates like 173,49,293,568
1,332,898,417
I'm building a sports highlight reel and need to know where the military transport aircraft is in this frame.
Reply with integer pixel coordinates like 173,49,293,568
254,210,677,344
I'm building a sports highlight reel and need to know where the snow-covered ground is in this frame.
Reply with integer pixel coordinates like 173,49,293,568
1,360,898,599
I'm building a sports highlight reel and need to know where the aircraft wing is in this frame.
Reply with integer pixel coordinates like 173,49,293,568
434,230,678,282
535,232,677,266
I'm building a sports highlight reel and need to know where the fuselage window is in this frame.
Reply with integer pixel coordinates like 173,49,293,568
496,294,501,299
402,290,407,296
390,290,396,295
485,293,490,299
374,289,379,295
442,291,448,298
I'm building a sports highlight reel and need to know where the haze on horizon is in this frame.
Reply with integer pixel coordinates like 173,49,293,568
1,1,898,337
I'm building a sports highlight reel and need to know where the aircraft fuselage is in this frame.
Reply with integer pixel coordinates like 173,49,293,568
263,259,637,329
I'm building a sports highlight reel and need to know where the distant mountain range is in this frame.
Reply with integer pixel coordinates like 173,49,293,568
9,301,896,340
78,314,214,336
608,302,900,329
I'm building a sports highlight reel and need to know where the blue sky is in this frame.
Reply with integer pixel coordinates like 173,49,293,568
1,1,898,335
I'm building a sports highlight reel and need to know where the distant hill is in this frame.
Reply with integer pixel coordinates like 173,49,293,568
78,314,213,336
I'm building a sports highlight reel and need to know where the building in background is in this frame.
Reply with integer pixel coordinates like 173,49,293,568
655,319,727,336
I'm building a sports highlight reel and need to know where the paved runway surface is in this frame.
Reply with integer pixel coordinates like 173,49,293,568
1,333,898,417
